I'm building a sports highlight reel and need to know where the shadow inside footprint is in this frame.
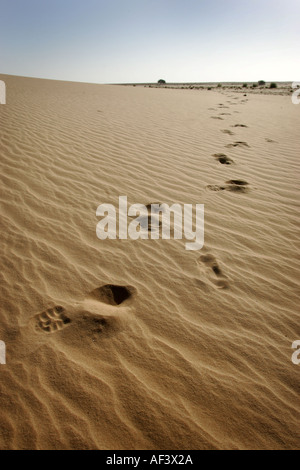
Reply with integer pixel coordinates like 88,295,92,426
206,180,250,193
199,254,229,289
200,254,223,275
225,180,249,193
225,141,250,148
89,285,133,306
145,203,159,213
226,180,248,186
212,154,234,165
221,129,234,135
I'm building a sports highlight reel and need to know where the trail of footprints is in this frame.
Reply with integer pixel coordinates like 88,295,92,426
36,95,249,327
30,94,270,340
208,92,252,192
205,91,275,288
201,93,255,289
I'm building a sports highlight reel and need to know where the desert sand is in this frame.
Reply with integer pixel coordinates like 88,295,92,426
0,74,299,450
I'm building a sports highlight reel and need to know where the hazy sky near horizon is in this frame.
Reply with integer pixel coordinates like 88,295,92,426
1,0,299,83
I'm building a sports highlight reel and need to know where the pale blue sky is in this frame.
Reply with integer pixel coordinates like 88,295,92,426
0,0,299,83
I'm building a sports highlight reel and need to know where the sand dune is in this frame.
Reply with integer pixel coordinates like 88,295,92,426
0,74,299,449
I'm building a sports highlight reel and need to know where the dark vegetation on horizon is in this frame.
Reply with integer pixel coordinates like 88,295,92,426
126,79,283,88
122,79,288,92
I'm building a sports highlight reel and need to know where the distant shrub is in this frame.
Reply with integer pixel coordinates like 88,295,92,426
252,83,258,88
270,82,277,89
258,80,266,86
243,83,248,88
158,79,166,84
207,87,212,90
217,83,222,88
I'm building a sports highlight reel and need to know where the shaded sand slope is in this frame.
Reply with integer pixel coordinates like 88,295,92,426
0,75,299,449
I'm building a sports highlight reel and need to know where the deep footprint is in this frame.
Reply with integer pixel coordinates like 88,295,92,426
221,129,234,135
225,141,250,148
226,179,248,186
199,254,229,289
145,202,163,213
206,180,250,193
212,154,234,165
89,284,134,305
128,203,163,233
33,284,136,338
225,180,249,193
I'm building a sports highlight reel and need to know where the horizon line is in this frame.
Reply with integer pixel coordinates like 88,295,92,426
0,73,294,86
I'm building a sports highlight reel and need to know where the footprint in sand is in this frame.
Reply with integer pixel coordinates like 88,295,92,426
33,284,136,340
225,141,250,149
144,202,167,214
225,180,250,193
35,306,71,333
231,124,248,128
130,214,162,233
206,180,250,193
206,184,227,191
211,116,224,120
6,284,137,363
198,254,229,289
212,153,234,165
221,129,235,136
127,202,164,233
87,284,134,306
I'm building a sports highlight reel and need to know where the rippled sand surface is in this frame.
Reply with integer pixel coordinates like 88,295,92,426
0,75,299,449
